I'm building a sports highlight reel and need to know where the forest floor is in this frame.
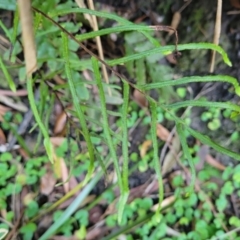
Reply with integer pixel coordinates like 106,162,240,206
1,0,240,239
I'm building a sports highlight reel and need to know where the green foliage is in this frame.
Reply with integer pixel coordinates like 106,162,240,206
19,223,37,240
1,1,240,239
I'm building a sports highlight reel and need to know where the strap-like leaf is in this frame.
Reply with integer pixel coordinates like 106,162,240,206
167,100,240,113
140,75,240,96
149,100,164,214
108,43,231,67
176,123,196,189
62,32,95,182
91,57,125,224
186,126,240,160
50,8,160,47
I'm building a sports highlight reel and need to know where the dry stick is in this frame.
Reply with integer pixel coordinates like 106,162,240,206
209,0,222,73
87,0,111,96
0,89,28,96
74,0,94,28
74,0,111,94
18,0,37,76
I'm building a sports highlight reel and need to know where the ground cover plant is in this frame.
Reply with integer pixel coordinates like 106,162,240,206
0,0,240,239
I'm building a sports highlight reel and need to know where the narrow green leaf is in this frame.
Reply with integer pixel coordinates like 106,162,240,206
62,32,95,182
186,126,240,160
49,8,160,47
0,20,13,42
91,57,124,224
0,56,16,92
135,58,146,85
167,100,240,113
39,171,103,240
76,25,164,42
81,104,122,117
95,151,108,177
27,77,53,163
176,123,196,189
140,75,239,96
12,7,19,43
122,80,130,193
149,100,163,214
118,192,129,226
107,43,231,67
50,8,132,24
120,80,130,222
43,138,54,164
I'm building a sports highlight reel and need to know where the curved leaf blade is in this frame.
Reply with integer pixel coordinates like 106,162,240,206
186,126,240,160
107,43,231,67
140,75,240,96
167,100,240,113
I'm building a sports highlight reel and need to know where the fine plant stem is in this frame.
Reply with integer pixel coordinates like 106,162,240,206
27,76,54,163
149,100,164,215
157,99,240,161
186,126,240,160
91,57,125,224
107,43,232,67
167,100,240,112
0,56,16,92
122,80,130,193
75,25,171,41
140,75,239,91
11,7,19,62
176,123,196,190
119,80,130,223
62,32,95,184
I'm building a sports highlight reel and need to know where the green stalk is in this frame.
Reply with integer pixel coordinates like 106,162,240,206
27,76,54,163
62,32,94,183
91,57,124,224
176,123,196,190
149,100,164,215
122,80,130,192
